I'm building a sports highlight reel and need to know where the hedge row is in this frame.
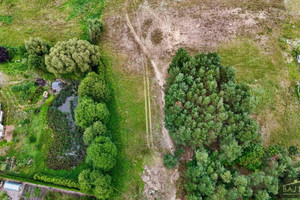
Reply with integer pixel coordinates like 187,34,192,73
34,173,80,189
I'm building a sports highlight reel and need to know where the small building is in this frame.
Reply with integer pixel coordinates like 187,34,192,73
297,55,300,63
3,181,22,191
0,124,4,138
0,110,3,124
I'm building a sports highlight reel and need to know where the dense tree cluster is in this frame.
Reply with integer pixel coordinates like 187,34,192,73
164,49,300,199
165,49,259,150
0,47,10,63
45,38,100,76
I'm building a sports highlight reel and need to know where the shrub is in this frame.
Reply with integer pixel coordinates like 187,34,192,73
87,19,104,44
288,145,298,156
0,191,10,200
78,72,109,102
0,47,10,63
83,121,107,145
75,97,109,128
28,54,43,69
86,136,117,171
45,38,100,76
25,37,51,56
33,187,40,198
163,153,178,169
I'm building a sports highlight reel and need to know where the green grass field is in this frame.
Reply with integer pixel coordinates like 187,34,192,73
218,36,300,149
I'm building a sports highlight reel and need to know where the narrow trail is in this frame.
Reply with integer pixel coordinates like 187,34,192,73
125,13,174,152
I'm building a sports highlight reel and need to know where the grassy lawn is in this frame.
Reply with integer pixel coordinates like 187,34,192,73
218,37,300,149
100,46,152,199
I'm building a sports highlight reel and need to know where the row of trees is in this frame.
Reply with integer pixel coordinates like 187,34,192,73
164,49,300,199
75,71,116,199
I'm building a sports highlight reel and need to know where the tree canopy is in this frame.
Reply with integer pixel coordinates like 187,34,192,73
86,136,117,171
83,121,107,145
78,72,109,102
75,97,109,128
45,38,100,76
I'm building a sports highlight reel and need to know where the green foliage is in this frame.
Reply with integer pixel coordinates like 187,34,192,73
0,191,10,200
25,37,51,56
78,72,109,102
33,187,41,198
28,54,43,69
75,97,109,128
47,108,85,170
83,121,107,145
0,15,13,25
87,19,104,44
163,153,178,169
86,136,117,171
45,38,100,76
78,169,113,199
11,82,43,103
34,173,79,188
237,143,264,171
288,145,298,156
165,49,258,149
163,148,183,169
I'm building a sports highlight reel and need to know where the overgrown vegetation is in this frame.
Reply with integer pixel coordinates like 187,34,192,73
165,49,300,199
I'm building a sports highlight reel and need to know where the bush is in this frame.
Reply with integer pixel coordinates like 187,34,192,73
0,191,10,200
288,145,298,156
87,19,104,44
75,97,109,128
163,153,178,169
28,54,43,69
45,38,100,76
0,47,10,63
86,136,117,171
25,37,51,56
78,72,109,102
33,187,40,198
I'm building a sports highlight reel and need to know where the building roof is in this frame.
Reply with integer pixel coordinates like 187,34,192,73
0,111,3,124
4,181,22,191
0,124,3,137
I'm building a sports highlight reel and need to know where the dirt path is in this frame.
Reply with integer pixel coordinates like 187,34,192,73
125,12,175,152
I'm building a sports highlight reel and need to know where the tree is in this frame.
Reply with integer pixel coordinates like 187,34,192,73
86,136,117,171
0,47,10,63
25,37,51,56
78,169,93,193
78,169,113,199
78,72,109,102
75,97,109,128
83,121,107,145
87,19,104,44
45,38,100,76
90,170,113,199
